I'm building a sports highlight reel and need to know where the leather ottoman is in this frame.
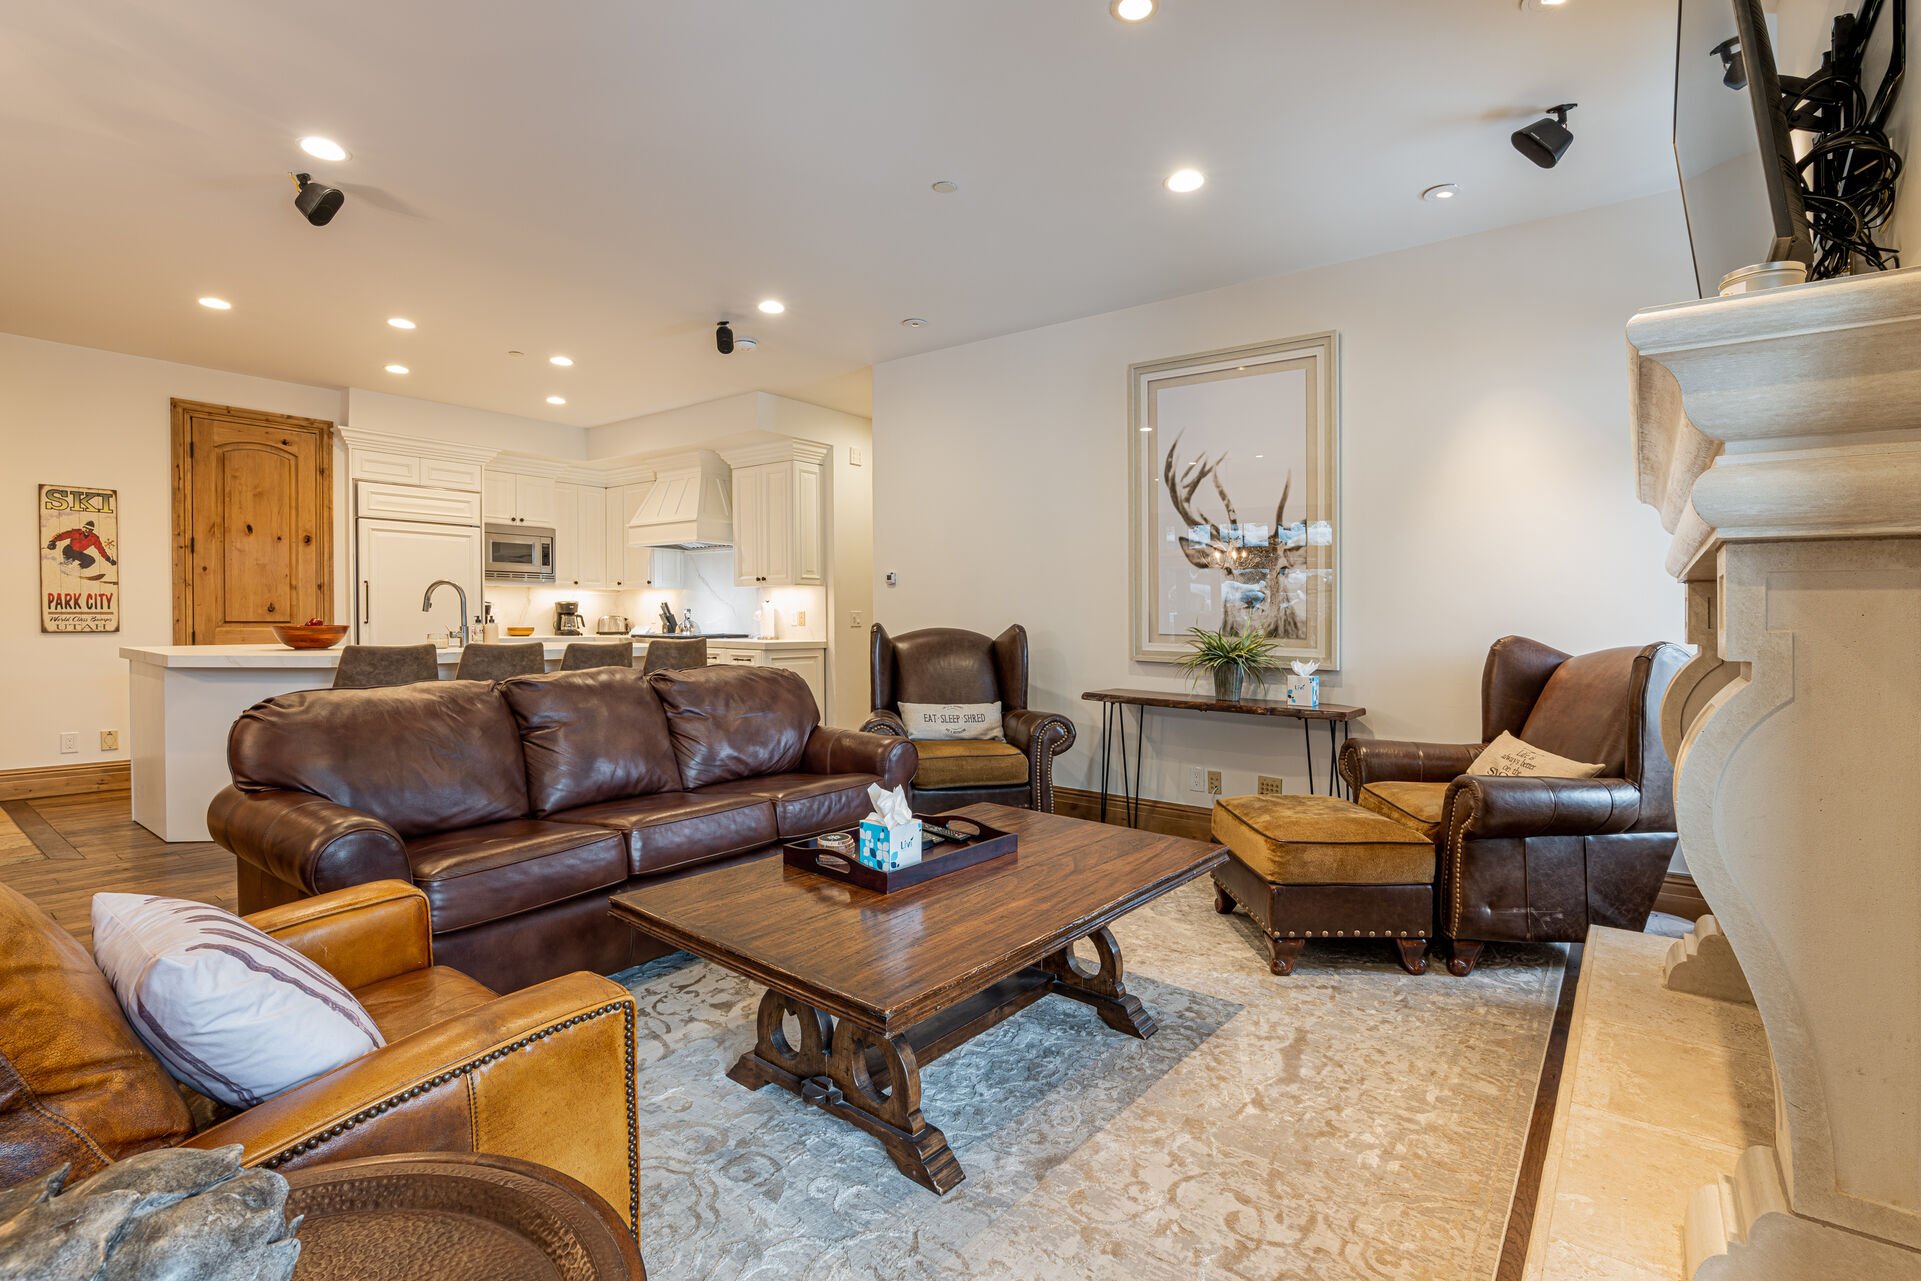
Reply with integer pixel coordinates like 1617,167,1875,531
1210,794,1436,975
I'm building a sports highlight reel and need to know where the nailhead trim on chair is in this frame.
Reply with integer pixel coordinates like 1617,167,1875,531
1280,929,1428,939
1445,790,1477,936
1030,719,1074,812
260,1000,642,1237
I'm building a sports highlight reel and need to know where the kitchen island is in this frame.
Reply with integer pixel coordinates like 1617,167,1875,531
121,638,828,841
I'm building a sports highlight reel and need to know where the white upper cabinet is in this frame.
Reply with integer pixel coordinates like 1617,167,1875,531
731,457,824,587
607,484,684,589
553,481,614,589
484,471,559,526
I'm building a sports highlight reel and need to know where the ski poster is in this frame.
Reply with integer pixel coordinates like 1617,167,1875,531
40,484,119,633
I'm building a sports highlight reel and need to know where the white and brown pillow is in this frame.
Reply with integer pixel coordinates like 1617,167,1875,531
1466,731,1606,779
899,701,1005,741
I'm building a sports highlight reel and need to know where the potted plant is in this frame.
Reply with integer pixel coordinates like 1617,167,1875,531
1177,627,1278,702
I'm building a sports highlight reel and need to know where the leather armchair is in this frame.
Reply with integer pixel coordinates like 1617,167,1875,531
865,623,1076,813
1338,636,1687,974
0,879,642,1239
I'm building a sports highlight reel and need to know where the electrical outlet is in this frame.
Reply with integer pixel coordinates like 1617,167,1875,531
1257,774,1285,796
850,610,864,628
795,610,806,627
100,729,120,752
1206,769,1223,796
59,732,79,755
1187,765,1205,792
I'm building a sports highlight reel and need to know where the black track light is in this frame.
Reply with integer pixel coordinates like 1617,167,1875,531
291,172,344,226
1511,103,1579,169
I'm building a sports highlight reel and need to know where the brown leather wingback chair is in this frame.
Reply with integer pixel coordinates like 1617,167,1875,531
0,879,643,1239
864,623,1076,813
1338,636,1687,975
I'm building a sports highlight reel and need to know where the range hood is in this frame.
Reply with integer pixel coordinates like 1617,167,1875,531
627,450,734,549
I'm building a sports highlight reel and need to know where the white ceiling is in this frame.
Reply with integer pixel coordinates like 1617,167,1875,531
0,0,1681,424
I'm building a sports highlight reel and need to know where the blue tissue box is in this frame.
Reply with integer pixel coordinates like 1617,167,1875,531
858,817,922,870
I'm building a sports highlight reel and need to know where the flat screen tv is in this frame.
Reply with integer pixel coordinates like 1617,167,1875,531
1674,0,1815,297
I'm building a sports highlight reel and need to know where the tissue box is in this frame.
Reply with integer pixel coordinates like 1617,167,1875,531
858,817,923,870
1284,673,1321,708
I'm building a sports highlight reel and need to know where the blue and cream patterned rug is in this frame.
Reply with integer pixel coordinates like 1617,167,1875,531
614,879,1564,1281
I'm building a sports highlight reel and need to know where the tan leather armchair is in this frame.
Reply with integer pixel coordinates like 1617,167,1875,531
1338,636,1686,975
0,879,641,1239
864,623,1076,813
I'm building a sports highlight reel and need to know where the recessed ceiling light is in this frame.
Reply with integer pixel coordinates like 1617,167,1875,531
546,395,567,406
1165,168,1206,193
901,317,929,328
549,355,573,366
1421,183,1460,202
757,299,785,315
1111,0,1156,20
197,296,232,310
930,180,959,193
384,364,409,375
736,337,759,350
507,350,524,357
298,136,349,162
387,317,416,330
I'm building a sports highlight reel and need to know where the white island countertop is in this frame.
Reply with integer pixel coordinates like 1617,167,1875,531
120,637,825,668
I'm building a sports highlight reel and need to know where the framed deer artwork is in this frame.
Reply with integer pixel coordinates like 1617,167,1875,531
1128,332,1340,667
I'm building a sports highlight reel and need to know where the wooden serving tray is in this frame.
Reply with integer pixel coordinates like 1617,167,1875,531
782,815,1018,893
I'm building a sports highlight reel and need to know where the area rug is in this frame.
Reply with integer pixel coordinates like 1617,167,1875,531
614,879,1564,1281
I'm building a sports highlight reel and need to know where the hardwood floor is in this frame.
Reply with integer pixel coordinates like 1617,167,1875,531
0,788,234,945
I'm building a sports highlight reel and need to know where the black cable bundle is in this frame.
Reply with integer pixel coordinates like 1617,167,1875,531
1784,0,1907,278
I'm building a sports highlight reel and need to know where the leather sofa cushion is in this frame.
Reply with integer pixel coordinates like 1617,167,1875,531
911,740,1030,789
0,884,195,1185
406,820,627,932
648,667,818,789
1519,646,1638,776
230,683,529,838
701,772,878,838
353,965,498,1042
1357,781,1449,841
552,793,778,877
1213,794,1434,886
500,668,683,816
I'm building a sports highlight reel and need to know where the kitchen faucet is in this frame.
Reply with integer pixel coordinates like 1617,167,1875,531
421,579,469,647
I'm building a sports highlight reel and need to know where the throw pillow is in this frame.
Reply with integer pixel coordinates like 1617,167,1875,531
899,700,1005,741
1466,731,1607,779
91,894,386,1109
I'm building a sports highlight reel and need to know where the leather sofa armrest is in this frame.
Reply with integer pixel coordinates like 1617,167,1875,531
1444,775,1642,841
803,725,918,789
186,973,641,1234
208,787,411,897
1338,740,1483,792
1003,708,1076,759
861,709,909,737
244,881,432,991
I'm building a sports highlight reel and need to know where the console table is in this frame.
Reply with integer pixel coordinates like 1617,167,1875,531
1080,688,1365,825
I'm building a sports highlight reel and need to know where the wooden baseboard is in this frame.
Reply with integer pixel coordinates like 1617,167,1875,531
0,761,131,802
1653,872,1707,922
1054,786,1215,841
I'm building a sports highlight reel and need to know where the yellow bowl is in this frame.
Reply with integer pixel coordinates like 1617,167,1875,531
505,627,536,637
271,624,348,650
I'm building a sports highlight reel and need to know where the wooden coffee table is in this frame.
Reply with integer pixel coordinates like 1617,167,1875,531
608,803,1225,1194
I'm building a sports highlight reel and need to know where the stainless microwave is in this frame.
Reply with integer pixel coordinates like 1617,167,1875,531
485,524,556,582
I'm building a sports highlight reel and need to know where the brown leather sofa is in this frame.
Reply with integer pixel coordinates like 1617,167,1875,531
863,623,1076,813
0,879,643,1237
1338,636,1686,975
211,665,916,992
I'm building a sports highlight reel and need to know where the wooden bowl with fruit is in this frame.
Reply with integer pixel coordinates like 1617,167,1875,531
272,619,350,650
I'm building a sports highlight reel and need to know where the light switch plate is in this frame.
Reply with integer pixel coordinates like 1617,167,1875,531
850,446,863,466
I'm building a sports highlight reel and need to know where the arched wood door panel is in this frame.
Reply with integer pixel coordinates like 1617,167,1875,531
171,400,333,644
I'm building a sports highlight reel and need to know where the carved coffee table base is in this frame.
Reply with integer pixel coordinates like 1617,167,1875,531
726,925,1153,1193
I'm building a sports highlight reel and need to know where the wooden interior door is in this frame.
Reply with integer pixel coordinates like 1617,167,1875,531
171,400,333,644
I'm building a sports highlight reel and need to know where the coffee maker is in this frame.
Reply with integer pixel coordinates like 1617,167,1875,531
554,601,586,636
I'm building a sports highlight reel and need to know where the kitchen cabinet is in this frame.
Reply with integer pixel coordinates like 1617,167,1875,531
731,459,823,587
607,483,685,589
357,519,483,645
484,471,558,527
554,482,611,589
707,643,828,712
349,448,483,493
356,481,482,526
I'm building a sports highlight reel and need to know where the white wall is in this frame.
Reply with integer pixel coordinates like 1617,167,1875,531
0,332,344,772
346,388,588,458
870,192,1695,805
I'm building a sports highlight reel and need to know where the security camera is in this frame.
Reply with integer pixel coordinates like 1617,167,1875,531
292,173,344,226
1511,103,1578,169
716,321,735,355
